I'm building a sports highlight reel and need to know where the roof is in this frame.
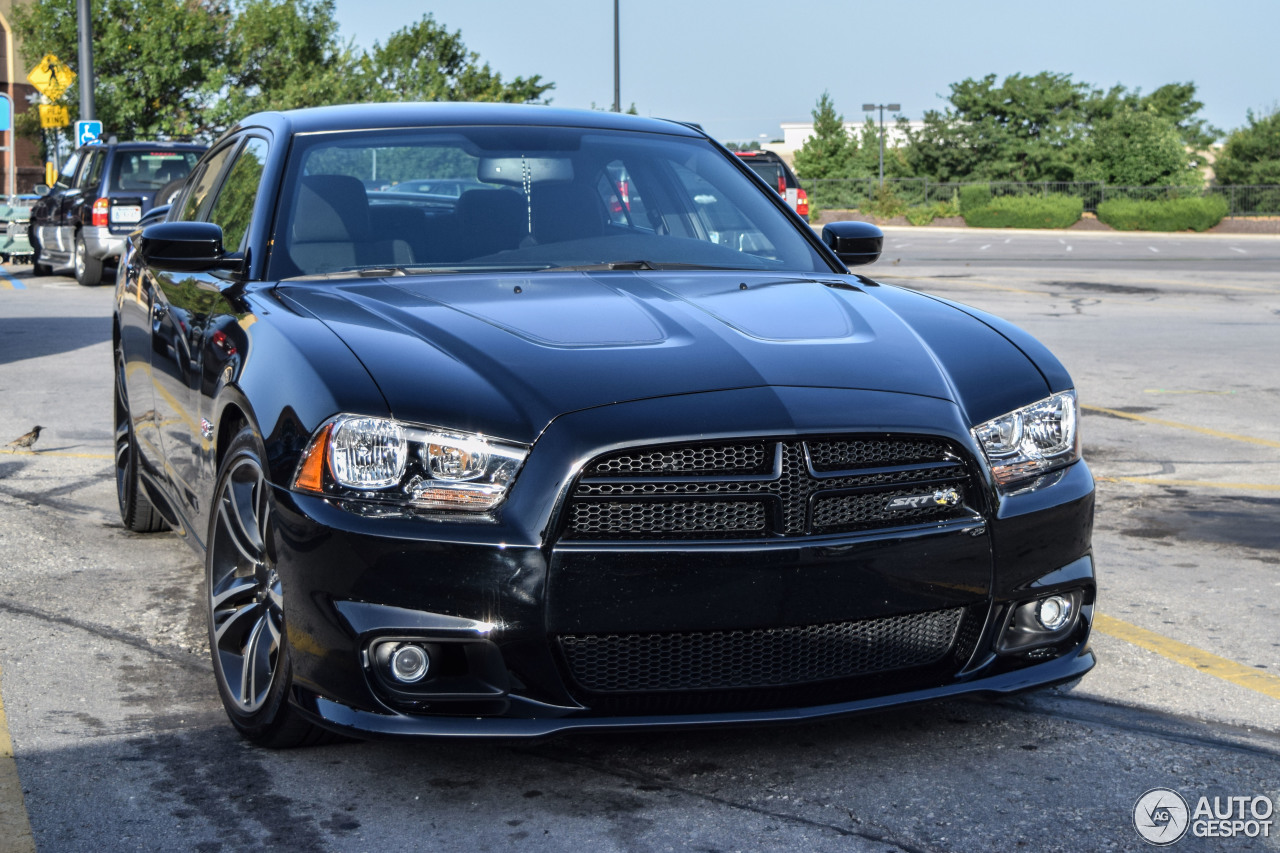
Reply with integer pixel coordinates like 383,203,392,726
231,102,707,139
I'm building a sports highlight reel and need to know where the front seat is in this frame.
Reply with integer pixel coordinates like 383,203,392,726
454,188,527,260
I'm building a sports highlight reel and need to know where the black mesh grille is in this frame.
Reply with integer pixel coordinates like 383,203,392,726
812,487,970,534
588,443,771,476
558,607,964,693
570,500,766,539
564,435,978,541
808,437,956,472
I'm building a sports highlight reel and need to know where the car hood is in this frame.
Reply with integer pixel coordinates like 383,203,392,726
277,270,1050,443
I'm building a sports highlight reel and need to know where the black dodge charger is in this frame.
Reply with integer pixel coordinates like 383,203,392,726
113,103,1095,747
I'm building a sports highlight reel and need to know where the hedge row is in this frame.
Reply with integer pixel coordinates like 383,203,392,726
962,194,1083,229
1095,196,1229,232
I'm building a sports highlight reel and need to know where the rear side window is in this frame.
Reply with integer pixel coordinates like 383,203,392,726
179,145,237,221
205,139,270,253
110,150,200,191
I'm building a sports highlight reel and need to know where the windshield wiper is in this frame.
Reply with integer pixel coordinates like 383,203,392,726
538,260,758,272
539,260,657,272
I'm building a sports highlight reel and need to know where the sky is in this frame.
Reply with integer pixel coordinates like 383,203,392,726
330,0,1280,145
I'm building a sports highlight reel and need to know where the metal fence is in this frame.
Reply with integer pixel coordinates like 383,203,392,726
805,178,1280,217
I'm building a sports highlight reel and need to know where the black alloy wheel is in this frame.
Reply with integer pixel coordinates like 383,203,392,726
74,230,104,286
206,427,332,748
114,346,167,532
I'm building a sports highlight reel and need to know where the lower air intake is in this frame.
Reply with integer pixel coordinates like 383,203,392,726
558,607,964,693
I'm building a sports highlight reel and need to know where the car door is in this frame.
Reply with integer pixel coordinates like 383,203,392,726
56,147,101,254
149,135,271,535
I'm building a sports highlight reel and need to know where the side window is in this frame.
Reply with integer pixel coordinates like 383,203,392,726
75,151,104,190
205,138,269,254
668,161,776,256
179,143,237,222
597,160,655,231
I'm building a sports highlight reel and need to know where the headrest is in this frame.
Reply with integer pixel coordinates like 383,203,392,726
292,174,371,243
532,183,605,244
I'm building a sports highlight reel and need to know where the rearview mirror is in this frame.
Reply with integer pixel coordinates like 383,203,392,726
821,221,884,267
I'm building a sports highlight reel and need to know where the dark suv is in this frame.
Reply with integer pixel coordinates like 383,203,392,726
734,149,809,222
29,140,205,285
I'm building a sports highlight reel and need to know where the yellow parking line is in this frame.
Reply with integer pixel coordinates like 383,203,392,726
1094,614,1280,702
1082,404,1280,449
1097,476,1280,492
0,666,36,853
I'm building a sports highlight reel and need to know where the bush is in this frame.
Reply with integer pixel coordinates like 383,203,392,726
958,183,992,214
865,183,908,219
962,194,1083,228
1095,196,1230,231
905,196,961,226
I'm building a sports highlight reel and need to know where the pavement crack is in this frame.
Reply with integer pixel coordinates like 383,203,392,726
514,744,943,853
0,596,210,673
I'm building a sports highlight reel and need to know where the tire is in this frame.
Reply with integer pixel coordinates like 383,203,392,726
74,230,104,286
30,232,53,277
207,427,334,748
114,346,168,532
155,178,186,208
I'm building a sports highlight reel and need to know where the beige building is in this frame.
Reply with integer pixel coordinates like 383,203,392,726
0,0,45,194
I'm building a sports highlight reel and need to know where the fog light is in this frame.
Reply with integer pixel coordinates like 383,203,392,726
389,643,430,683
997,589,1085,654
1035,595,1072,631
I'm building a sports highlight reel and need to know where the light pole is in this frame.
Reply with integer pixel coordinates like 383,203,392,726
861,102,900,187
612,0,620,112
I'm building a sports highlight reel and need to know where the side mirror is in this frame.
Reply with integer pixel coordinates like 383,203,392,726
138,221,242,274
34,184,50,197
821,221,884,267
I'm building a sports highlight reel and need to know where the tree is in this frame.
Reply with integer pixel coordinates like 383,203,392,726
212,0,360,131
1214,108,1280,185
1085,110,1198,186
792,91,851,180
904,72,1093,182
13,0,229,139
1137,82,1221,153
11,3,554,148
351,15,552,104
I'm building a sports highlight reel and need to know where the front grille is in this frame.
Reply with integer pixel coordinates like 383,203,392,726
562,436,977,541
569,500,766,539
558,607,965,693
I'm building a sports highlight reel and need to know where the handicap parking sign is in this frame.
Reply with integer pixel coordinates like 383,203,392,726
76,119,103,146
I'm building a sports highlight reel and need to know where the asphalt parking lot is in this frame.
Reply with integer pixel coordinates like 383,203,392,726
1,227,1278,852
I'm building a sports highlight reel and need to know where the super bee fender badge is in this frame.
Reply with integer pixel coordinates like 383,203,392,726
885,488,962,511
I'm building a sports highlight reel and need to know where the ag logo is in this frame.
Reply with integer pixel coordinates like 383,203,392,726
1134,788,1190,846
885,488,961,512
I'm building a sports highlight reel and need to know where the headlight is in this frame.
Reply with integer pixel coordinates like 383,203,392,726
293,415,528,512
972,391,1079,487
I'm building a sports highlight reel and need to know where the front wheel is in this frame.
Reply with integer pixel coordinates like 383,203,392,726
207,427,333,748
74,231,104,286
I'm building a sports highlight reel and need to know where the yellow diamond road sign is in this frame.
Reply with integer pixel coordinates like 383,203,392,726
27,54,76,100
39,104,69,128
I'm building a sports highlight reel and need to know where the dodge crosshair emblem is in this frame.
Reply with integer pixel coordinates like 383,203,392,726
885,488,962,511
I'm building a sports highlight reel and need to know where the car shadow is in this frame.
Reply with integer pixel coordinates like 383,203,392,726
0,316,112,366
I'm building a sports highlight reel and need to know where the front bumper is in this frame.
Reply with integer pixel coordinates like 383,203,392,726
265,387,1096,738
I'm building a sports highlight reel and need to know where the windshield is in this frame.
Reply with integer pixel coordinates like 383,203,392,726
269,126,830,279
110,150,201,191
